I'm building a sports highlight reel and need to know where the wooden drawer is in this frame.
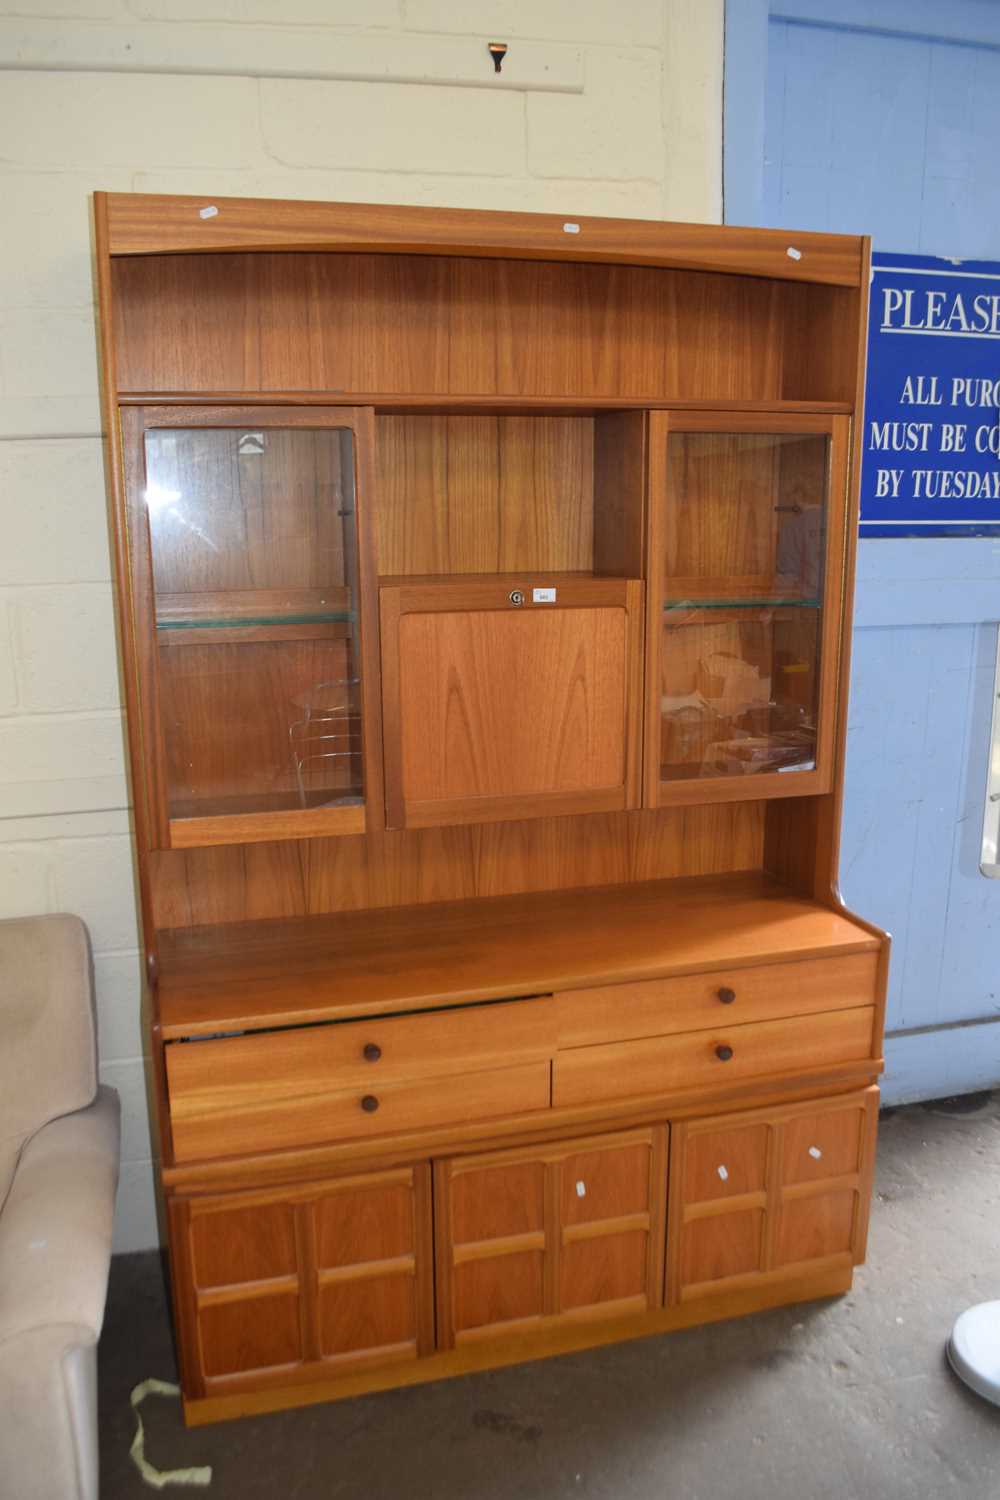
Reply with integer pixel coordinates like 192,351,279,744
553,1006,875,1109
167,995,553,1120
556,952,878,1048
169,1054,552,1164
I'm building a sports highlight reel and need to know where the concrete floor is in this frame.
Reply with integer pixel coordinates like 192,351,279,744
98,1094,1000,1500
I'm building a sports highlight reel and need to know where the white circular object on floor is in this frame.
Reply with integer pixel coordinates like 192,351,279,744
947,1302,1000,1406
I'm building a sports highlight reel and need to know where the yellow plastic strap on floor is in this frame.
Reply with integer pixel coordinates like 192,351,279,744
129,1379,213,1490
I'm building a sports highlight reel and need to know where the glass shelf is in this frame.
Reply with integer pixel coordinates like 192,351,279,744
156,611,354,631
663,597,820,612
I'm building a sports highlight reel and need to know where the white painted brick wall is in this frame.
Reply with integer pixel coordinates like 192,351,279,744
0,0,723,1253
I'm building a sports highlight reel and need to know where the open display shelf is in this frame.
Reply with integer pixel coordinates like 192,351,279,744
94,192,887,1425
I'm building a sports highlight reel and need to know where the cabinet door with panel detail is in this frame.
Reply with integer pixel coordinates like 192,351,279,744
434,1127,667,1349
169,1165,433,1398
666,1088,877,1304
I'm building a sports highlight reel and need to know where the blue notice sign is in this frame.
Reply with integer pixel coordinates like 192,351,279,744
862,252,1000,537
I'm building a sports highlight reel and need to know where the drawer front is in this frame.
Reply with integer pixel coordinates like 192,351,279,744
556,952,878,1048
170,1060,552,1163
166,996,555,1121
553,1006,875,1109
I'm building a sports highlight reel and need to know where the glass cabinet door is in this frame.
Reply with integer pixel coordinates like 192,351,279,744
124,408,374,847
648,413,848,803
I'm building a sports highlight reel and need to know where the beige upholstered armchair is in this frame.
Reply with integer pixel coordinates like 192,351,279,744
0,914,121,1500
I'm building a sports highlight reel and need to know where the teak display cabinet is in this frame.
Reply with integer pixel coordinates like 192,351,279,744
94,191,887,1425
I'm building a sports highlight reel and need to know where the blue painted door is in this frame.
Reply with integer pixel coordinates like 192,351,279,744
726,0,1000,1102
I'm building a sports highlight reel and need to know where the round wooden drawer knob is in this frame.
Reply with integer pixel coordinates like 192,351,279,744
363,1042,382,1062
715,1044,734,1062
717,987,736,1004
361,1094,380,1113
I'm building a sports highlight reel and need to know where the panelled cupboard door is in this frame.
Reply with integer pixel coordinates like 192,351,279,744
119,405,382,851
667,1088,878,1305
169,1165,433,1397
379,578,644,829
645,410,850,809
434,1126,667,1349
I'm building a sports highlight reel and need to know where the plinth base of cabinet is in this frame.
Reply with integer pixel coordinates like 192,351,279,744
181,1262,855,1427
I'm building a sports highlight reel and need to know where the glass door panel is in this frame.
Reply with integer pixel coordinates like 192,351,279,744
655,421,840,794
142,419,365,831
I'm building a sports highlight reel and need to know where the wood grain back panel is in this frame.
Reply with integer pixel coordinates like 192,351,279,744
781,283,863,404
112,252,807,402
148,802,768,932
376,414,594,575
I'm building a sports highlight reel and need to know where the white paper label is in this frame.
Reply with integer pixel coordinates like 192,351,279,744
575,1180,586,1197
717,1165,729,1181
199,205,219,219
533,587,556,603
563,222,581,234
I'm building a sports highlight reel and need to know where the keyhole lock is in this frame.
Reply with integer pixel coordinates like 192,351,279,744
509,589,525,607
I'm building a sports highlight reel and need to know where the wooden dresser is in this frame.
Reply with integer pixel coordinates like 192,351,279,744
93,192,887,1425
